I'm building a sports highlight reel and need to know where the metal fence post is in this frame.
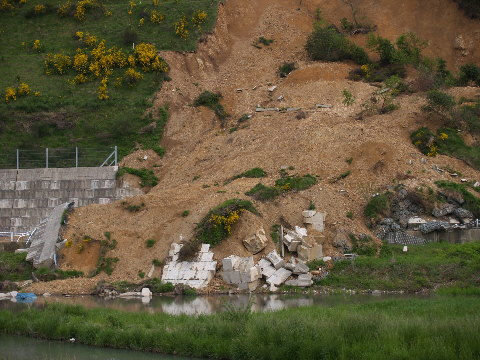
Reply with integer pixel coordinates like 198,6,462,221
114,146,118,167
16,149,19,170
46,148,48,169
75,147,78,168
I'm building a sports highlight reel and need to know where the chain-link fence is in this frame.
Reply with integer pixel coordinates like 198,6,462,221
0,147,117,169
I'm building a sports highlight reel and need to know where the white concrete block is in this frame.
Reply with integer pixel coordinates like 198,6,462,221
200,244,210,253
199,252,214,262
266,250,285,269
266,268,292,286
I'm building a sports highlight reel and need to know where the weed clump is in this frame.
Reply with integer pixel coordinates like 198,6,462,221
227,168,267,184
349,234,378,256
194,91,229,125
116,167,158,187
364,193,391,223
246,175,317,201
145,239,156,248
278,62,295,78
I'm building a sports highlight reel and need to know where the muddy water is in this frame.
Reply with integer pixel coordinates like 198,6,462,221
0,335,191,360
0,293,416,315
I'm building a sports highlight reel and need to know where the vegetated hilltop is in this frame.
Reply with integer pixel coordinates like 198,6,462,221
19,0,480,294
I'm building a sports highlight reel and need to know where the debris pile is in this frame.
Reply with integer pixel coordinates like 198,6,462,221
220,255,261,291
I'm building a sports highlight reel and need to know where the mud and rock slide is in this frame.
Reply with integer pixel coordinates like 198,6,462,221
27,0,480,294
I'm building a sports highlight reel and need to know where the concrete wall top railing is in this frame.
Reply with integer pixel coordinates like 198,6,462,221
0,166,142,233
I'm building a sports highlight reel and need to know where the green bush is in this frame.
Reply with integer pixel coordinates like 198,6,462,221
145,239,156,248
232,167,267,180
305,26,369,65
275,174,317,191
278,62,296,78
458,63,480,86
349,234,378,256
0,252,33,282
245,183,281,201
144,278,174,293
181,210,190,217
367,32,427,66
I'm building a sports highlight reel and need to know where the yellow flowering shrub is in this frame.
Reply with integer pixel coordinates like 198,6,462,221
34,4,45,13
34,91,41,96
174,16,189,39
124,67,143,85
32,39,42,52
192,10,207,27
58,0,104,21
72,73,88,84
17,82,30,96
127,0,135,15
57,0,71,16
150,9,164,24
4,87,16,103
134,42,168,72
139,17,144,26
209,210,241,235
439,132,449,141
97,77,109,100
0,0,15,11
4,82,37,103
152,0,158,6
44,53,72,74
73,50,89,73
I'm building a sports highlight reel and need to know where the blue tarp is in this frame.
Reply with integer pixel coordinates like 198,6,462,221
15,293,37,304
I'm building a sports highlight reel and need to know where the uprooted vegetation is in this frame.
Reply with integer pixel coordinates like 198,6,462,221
246,174,317,201
178,199,258,260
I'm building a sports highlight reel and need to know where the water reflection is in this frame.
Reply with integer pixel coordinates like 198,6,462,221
0,293,415,315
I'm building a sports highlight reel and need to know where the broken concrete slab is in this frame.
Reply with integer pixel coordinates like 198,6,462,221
283,232,302,252
243,228,268,254
266,250,285,269
266,267,292,286
302,211,325,232
297,244,323,262
293,260,309,274
221,256,259,290
285,273,313,287
256,107,280,112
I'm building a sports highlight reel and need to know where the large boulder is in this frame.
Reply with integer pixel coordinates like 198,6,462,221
243,228,268,254
419,221,451,234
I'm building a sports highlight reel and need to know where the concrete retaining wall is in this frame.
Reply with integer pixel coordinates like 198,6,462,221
0,167,142,233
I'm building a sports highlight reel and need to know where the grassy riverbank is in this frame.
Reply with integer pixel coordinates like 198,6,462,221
318,242,480,292
1,297,479,359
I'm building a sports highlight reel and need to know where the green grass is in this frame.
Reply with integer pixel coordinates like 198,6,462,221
1,297,480,359
0,0,219,163
318,242,480,292
0,252,33,282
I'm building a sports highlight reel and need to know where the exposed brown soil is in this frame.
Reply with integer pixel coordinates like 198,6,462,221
26,0,480,294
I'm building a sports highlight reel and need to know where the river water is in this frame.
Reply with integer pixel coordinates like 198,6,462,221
0,293,409,315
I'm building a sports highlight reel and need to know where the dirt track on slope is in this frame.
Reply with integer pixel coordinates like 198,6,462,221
27,0,480,294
